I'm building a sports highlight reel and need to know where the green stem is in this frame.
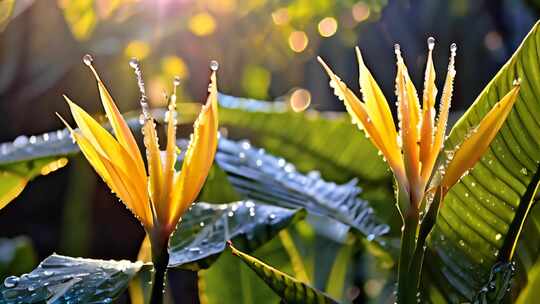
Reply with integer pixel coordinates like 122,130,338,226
407,188,444,301
149,230,170,304
397,210,419,304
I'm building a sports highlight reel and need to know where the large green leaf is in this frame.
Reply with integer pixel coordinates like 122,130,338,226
216,94,389,185
0,254,150,303
167,201,305,270
423,21,540,302
230,243,339,304
214,137,393,249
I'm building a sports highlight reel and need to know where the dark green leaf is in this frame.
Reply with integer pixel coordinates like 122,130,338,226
424,21,540,302
216,94,389,185
0,254,150,303
230,243,339,304
215,137,393,249
168,201,305,270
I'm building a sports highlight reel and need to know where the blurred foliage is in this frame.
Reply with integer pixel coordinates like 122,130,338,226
0,236,37,280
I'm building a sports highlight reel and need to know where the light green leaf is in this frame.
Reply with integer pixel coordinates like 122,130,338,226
0,237,37,280
230,243,339,304
423,21,540,302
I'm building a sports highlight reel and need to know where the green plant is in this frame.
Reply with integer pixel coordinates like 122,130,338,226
1,21,540,304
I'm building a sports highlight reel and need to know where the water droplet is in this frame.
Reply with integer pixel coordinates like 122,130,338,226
520,167,528,175
513,78,521,86
394,43,401,54
199,222,205,227
427,37,435,50
210,60,219,71
228,211,234,217
4,275,19,288
459,239,465,247
450,43,457,52
82,54,93,66
129,57,140,69
495,233,502,241
13,135,29,148
173,76,181,87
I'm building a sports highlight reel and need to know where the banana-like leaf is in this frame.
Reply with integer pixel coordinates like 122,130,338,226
214,137,393,249
229,243,339,304
0,254,150,303
168,201,305,270
423,21,540,302
216,94,390,185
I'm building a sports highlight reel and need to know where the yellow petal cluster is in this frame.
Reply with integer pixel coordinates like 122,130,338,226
319,38,520,208
59,55,219,234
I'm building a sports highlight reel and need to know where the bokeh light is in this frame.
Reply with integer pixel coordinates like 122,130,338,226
484,31,503,51
288,31,309,53
272,8,290,25
189,12,217,36
242,65,271,99
318,17,338,37
352,2,370,23
290,88,311,112
207,0,237,14
161,56,189,80
124,40,151,60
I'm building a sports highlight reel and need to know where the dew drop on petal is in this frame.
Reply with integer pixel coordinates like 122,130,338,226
210,60,219,71
82,54,94,66
427,37,435,50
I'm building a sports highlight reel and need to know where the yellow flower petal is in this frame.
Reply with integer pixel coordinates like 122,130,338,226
420,39,437,180
88,65,147,180
395,47,422,204
318,57,407,188
0,173,27,211
169,71,219,228
423,46,457,184
142,117,163,222
64,96,147,193
355,47,400,158
71,128,152,228
442,85,520,190
157,92,179,224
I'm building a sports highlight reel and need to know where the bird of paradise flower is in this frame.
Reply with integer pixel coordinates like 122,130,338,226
58,55,219,303
318,38,520,303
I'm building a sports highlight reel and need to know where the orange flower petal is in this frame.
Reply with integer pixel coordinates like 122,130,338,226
64,96,147,192
423,45,457,183
318,57,407,188
142,117,163,222
355,47,400,157
90,66,147,180
420,39,437,180
70,128,152,228
395,46,422,204
169,71,219,228
442,85,520,190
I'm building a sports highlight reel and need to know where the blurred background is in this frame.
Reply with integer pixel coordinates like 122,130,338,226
0,0,538,302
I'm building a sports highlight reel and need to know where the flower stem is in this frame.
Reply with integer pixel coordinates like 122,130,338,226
149,231,170,304
397,209,419,304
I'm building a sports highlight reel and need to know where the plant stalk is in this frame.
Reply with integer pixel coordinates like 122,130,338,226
397,209,419,304
149,230,170,304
